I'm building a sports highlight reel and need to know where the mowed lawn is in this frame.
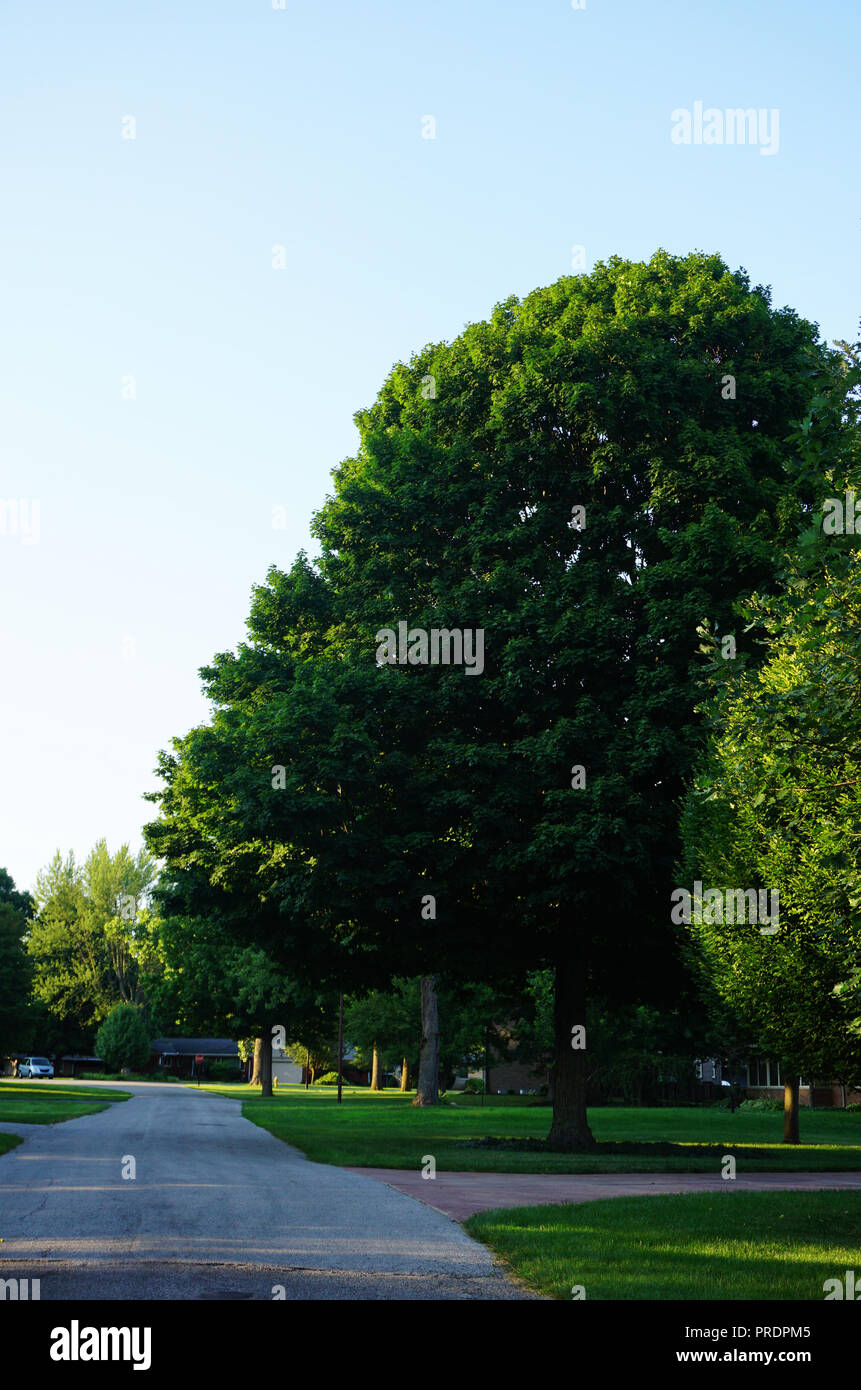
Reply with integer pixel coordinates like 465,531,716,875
465,1190,861,1299
0,1079,131,1128
199,1085,861,1173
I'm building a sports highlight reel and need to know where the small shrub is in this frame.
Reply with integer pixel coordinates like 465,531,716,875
314,1071,342,1085
463,1078,485,1094
208,1060,241,1080
80,1070,150,1082
739,1097,783,1112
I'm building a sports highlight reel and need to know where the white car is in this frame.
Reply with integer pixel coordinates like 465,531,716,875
19,1056,54,1079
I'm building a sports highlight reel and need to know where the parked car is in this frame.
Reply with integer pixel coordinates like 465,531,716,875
19,1057,54,1079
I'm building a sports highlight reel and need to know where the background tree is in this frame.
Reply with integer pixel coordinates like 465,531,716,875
95,1003,151,1073
0,866,34,919
147,907,339,1098
345,979,421,1088
27,844,160,1045
680,407,861,1140
0,868,34,1054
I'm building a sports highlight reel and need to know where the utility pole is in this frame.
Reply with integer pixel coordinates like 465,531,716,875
483,1026,490,1107
337,992,344,1105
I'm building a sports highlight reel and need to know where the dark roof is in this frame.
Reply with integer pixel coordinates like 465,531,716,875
150,1038,239,1056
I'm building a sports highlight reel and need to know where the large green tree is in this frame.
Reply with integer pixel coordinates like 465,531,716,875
146,251,840,1146
27,843,160,1043
0,868,34,1053
680,336,861,1140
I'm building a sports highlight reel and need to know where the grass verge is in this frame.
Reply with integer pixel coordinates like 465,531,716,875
464,1189,861,1299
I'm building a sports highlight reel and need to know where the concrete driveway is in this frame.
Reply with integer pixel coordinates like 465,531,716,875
0,1081,533,1300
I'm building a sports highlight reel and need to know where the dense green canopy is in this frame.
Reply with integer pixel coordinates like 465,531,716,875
146,250,842,1145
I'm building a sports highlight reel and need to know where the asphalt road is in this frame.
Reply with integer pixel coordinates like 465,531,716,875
0,1082,533,1300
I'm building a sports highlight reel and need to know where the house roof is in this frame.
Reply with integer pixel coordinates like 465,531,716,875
150,1038,239,1056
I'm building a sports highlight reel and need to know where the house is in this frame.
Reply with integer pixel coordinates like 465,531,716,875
57,1054,105,1078
272,1044,303,1086
150,1038,244,1079
738,1058,861,1108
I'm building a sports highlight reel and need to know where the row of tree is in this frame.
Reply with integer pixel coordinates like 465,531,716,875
2,843,709,1103
1,846,558,1093
4,253,859,1142
139,250,861,1143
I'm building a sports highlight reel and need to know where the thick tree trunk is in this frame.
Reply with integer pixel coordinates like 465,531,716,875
547,955,595,1149
412,975,440,1107
400,1058,409,1092
248,1037,263,1086
783,1076,800,1143
370,1046,382,1091
259,1030,273,1099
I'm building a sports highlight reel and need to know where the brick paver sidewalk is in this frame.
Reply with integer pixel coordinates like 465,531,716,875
344,1167,861,1222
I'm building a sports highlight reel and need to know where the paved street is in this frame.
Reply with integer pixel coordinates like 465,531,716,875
0,1082,533,1300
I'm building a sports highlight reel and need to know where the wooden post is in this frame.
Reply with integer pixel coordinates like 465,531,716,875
337,992,344,1105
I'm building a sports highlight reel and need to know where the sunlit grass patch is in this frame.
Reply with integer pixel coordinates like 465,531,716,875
465,1191,861,1299
0,1079,131,1125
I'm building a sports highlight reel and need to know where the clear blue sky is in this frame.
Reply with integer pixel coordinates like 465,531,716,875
1,0,858,893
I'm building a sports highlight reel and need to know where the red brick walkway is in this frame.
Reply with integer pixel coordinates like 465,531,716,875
344,1168,861,1223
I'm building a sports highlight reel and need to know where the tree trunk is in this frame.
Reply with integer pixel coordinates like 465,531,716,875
400,1058,409,1092
412,975,441,1107
370,1046,382,1091
259,1030,273,1100
248,1037,263,1086
783,1076,800,1143
547,955,595,1149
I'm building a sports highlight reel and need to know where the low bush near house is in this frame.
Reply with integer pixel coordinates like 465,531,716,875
208,1061,242,1080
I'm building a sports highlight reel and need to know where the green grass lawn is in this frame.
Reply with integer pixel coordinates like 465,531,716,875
0,1134,23,1157
197,1084,861,1173
0,1079,131,1126
465,1190,861,1299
